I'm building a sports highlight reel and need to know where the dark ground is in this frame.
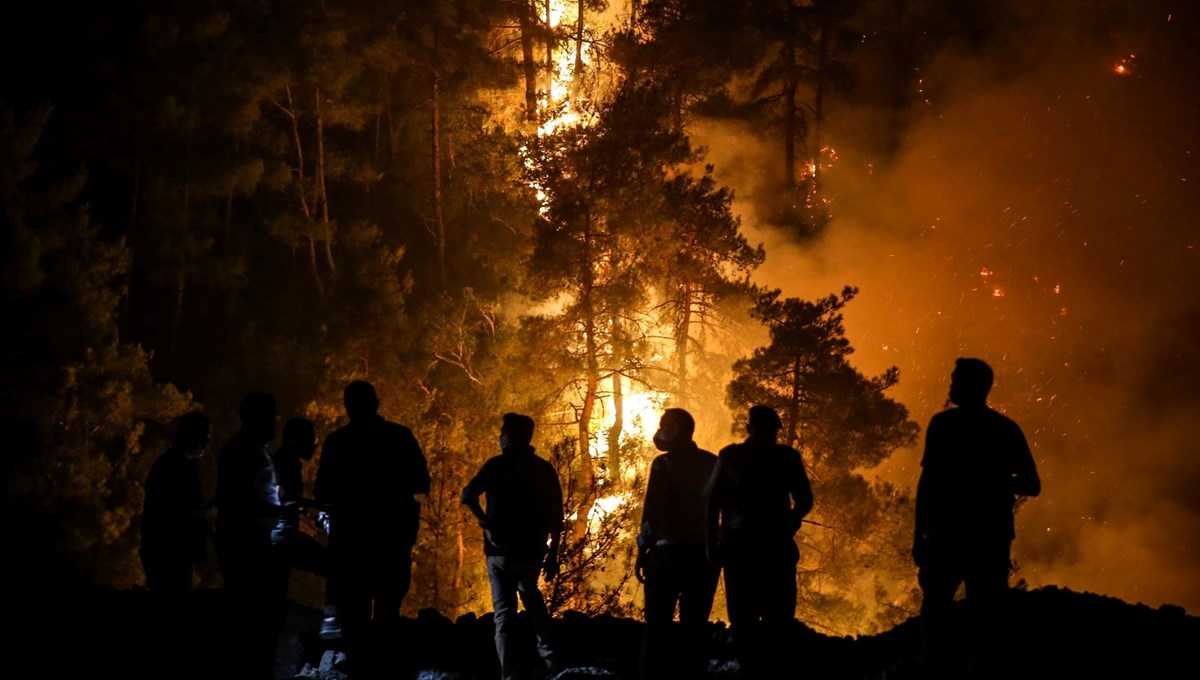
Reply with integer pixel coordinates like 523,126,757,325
9,574,1197,680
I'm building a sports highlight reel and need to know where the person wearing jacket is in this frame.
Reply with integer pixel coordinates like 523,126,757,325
636,408,718,680
462,413,563,680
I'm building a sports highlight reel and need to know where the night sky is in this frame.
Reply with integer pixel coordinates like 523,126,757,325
703,1,1200,613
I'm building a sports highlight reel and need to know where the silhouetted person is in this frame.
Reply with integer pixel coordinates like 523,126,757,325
314,380,431,648
272,418,327,582
636,408,718,680
141,412,212,596
462,413,563,680
914,358,1041,680
705,404,813,679
213,391,284,680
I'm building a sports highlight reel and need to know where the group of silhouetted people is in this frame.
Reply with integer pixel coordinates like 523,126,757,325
141,358,1040,680
140,381,431,679
631,403,814,680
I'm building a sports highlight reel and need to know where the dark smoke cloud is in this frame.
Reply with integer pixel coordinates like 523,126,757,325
702,1,1200,613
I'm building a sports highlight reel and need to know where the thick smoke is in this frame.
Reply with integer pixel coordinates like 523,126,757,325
700,1,1200,614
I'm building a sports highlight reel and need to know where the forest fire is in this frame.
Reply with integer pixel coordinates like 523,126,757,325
2,0,1198,653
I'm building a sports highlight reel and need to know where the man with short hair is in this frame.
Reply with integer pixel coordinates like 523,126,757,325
636,408,718,680
214,391,283,680
462,413,563,680
914,358,1041,680
315,381,430,644
141,412,212,596
271,417,326,582
705,404,813,678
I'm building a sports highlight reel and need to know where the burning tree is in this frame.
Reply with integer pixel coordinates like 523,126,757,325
727,286,921,633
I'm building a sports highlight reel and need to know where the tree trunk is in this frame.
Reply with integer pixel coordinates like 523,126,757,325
519,1,539,121
431,28,448,290
575,0,585,83
675,282,694,404
788,356,802,448
782,3,798,191
172,266,186,355
284,82,324,296
544,1,555,108
607,370,623,482
123,160,140,323
308,234,323,298
172,129,193,355
315,88,336,282
574,209,598,543
811,19,829,196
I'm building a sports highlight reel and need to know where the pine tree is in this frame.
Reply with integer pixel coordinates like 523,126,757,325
727,286,920,632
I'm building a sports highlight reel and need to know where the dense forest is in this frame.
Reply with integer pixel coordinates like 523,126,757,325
2,0,1059,635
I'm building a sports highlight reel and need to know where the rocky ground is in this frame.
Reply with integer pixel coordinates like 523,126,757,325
11,581,1196,679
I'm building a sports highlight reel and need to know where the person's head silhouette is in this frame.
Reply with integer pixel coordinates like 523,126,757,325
343,380,380,422
949,358,993,407
653,408,695,451
746,404,783,443
499,413,535,452
175,412,211,459
282,417,318,460
239,392,277,444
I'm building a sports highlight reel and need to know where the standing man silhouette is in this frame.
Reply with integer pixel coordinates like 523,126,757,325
271,418,327,586
213,391,283,680
315,381,431,648
914,358,1041,680
462,413,563,680
141,411,212,597
705,404,813,679
636,408,718,680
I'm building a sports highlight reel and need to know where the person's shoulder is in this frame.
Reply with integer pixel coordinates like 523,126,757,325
531,450,557,471
147,449,177,477
984,406,1018,425
528,453,560,485
218,431,245,457
774,443,803,460
378,418,413,435
481,453,507,468
985,407,1025,435
928,409,956,427
716,442,746,466
473,453,510,477
650,452,671,469
718,442,744,456
382,419,422,445
695,446,717,460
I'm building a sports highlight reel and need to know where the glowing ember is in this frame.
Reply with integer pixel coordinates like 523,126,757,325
1113,54,1137,75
